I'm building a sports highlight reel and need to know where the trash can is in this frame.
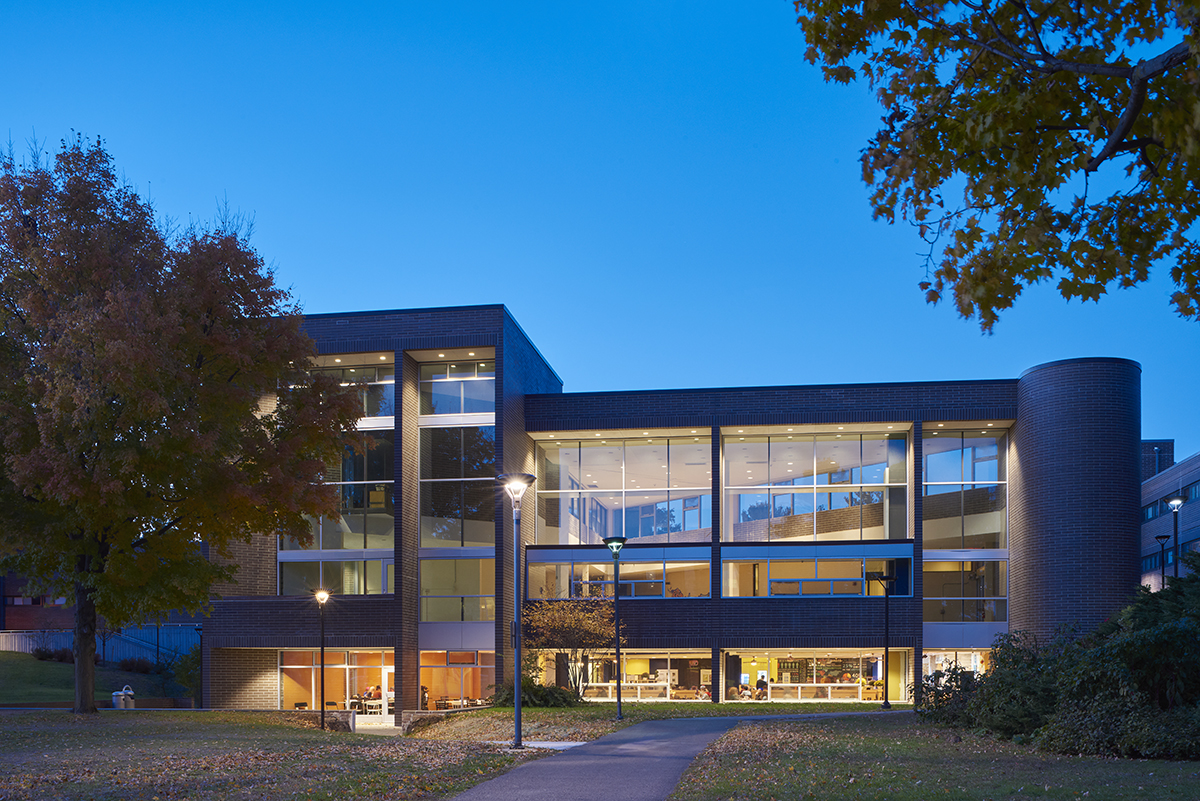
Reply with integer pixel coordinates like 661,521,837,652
111,685,135,709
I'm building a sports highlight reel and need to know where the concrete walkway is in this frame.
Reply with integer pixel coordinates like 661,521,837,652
450,716,740,801
449,711,898,801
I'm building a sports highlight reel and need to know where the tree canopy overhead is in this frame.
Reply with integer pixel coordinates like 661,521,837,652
0,136,361,712
794,0,1200,330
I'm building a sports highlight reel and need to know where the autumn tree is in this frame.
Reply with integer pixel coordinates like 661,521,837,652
523,598,623,700
0,136,361,713
793,1,1200,330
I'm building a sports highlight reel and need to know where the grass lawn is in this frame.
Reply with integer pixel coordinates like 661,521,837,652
669,714,1200,801
416,700,908,743
0,651,186,703
0,710,543,800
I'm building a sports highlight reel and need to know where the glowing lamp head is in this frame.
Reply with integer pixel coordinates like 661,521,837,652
1168,496,1185,512
314,589,330,605
497,473,536,506
603,534,627,560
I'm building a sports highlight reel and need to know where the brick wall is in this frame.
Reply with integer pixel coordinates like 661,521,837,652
210,533,278,597
1009,358,1141,639
210,648,277,708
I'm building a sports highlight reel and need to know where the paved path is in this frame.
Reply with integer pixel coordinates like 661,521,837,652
451,716,740,801
449,712,897,801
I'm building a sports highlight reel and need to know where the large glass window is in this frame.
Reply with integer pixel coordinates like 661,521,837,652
420,361,495,415
281,432,395,552
724,433,907,543
722,556,911,597
420,651,495,709
313,365,396,418
922,560,1007,622
922,430,1007,549
279,561,394,595
527,554,711,600
536,437,712,545
419,559,496,621
420,426,496,547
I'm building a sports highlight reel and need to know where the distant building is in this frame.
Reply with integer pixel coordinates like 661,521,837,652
1141,448,1200,590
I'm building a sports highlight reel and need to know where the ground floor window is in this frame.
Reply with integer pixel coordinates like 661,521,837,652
922,649,991,676
279,650,394,714
419,650,495,710
550,648,910,703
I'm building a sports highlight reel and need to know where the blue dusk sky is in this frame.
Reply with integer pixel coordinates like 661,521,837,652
5,2,1197,458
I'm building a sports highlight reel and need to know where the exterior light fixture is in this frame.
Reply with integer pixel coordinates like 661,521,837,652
866,572,895,710
498,473,535,748
1169,494,1186,579
1155,534,1172,588
602,532,627,720
314,589,330,730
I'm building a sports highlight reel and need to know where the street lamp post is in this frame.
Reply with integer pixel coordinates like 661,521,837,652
194,626,203,709
1169,495,1185,579
602,533,627,720
1155,533,1172,588
498,473,536,749
315,589,329,730
867,571,895,710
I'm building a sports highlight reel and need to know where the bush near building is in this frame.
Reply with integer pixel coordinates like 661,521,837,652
916,551,1200,758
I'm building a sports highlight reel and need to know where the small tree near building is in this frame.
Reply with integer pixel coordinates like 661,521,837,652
523,598,623,701
0,136,361,713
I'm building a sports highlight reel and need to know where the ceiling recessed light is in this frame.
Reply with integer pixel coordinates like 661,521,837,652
887,426,893,429
334,358,341,363
738,430,743,433
838,426,844,430
642,432,648,435
691,430,697,433
379,356,386,361
438,354,445,358
468,352,475,356
987,423,994,427
937,423,944,427
787,428,793,431
595,433,601,437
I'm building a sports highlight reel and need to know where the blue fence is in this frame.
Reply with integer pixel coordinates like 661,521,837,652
0,625,200,664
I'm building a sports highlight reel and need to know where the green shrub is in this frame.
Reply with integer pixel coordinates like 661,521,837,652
914,664,979,727
489,681,579,708
968,631,1061,738
30,646,53,661
118,656,155,674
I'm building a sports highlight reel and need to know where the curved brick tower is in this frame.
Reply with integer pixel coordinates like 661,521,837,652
1008,358,1142,640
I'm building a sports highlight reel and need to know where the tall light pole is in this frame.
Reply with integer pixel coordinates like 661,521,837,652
315,589,329,730
499,473,535,749
1169,495,1185,579
867,571,894,710
1155,534,1172,588
603,533,627,720
194,626,203,709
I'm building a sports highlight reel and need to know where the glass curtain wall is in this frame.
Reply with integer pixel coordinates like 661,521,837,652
922,429,1008,548
419,361,495,415
419,427,496,547
279,424,395,595
279,650,396,712
419,651,496,709
535,437,712,545
922,560,1007,622
724,433,907,542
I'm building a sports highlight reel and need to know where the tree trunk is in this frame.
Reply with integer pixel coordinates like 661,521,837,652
73,580,98,714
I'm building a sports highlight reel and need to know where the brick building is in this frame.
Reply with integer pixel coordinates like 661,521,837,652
201,304,1144,716
1140,447,1200,590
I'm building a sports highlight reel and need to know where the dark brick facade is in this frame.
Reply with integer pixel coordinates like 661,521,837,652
1008,358,1142,639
